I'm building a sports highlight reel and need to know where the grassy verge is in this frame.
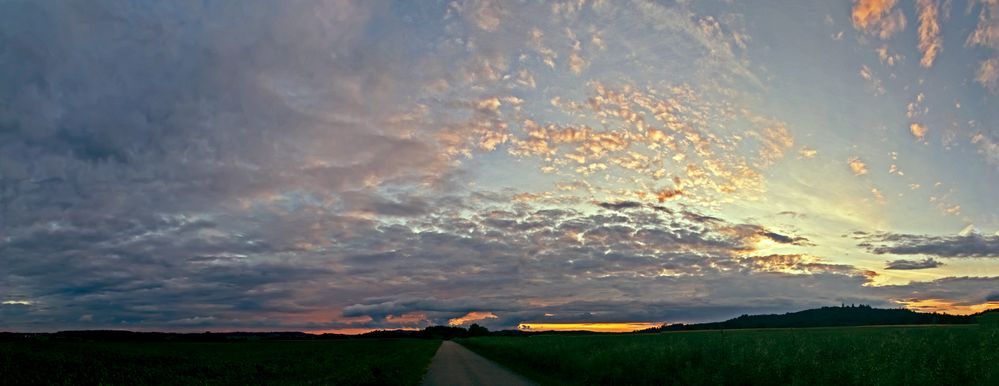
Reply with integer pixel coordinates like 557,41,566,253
460,325,999,386
0,338,441,385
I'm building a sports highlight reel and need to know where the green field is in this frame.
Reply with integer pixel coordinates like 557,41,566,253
0,338,440,385
460,326,999,386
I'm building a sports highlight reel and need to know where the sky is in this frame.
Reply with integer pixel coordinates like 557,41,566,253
1,0,998,333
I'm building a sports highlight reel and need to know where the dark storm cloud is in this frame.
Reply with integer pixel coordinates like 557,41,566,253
0,1,452,225
313,204,873,330
2,173,876,331
760,231,811,245
874,276,999,307
3,1,981,334
596,201,644,210
0,0,460,331
884,258,944,270
856,232,999,257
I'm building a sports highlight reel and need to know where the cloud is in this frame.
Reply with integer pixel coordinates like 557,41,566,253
3,0,990,334
966,1,999,92
848,157,869,175
747,254,875,277
870,187,886,204
977,58,999,92
596,201,644,211
884,258,944,270
971,132,999,169
759,231,811,246
507,83,793,206
916,0,942,68
856,232,999,257
876,45,903,66
448,311,498,326
874,276,999,314
0,1,464,224
798,147,818,159
859,65,886,95
910,123,928,140
851,0,906,40
1,190,861,331
852,0,895,29
463,0,507,31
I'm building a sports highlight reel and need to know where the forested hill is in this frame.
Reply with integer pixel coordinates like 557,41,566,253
645,305,979,332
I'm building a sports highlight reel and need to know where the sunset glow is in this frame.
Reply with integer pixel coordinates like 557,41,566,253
519,323,661,333
1,0,997,333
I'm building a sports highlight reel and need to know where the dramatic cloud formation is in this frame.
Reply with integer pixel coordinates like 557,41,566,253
1,0,997,332
852,0,907,40
505,83,795,206
1,194,879,330
876,276,999,314
856,232,999,257
916,0,942,68
884,258,944,270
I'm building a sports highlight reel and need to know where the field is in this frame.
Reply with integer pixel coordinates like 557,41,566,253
460,325,999,386
0,338,440,385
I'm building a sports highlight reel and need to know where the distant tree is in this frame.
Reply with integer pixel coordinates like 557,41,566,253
468,323,490,337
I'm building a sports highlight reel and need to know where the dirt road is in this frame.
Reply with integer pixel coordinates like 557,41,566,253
420,341,537,386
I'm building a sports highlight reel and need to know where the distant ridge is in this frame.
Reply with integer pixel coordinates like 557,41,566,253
0,325,477,342
638,305,993,333
3,307,997,341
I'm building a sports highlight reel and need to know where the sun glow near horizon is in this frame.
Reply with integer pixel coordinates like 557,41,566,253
518,323,662,333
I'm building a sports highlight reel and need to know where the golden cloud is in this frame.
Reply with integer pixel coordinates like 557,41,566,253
910,122,928,140
852,0,906,40
916,0,942,68
852,0,896,29
871,187,886,204
848,157,869,176
502,83,793,206
448,311,498,326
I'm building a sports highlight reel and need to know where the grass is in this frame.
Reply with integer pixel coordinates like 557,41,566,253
0,338,440,385
460,325,999,386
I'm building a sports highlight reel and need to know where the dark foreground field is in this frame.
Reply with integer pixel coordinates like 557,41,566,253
0,338,440,385
461,325,999,386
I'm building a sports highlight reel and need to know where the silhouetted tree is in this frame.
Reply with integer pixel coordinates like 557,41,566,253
468,323,489,336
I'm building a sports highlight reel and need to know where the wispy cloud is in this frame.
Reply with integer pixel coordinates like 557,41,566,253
848,157,869,176
859,65,886,95
916,0,943,68
910,122,928,140
967,1,999,93
852,0,906,40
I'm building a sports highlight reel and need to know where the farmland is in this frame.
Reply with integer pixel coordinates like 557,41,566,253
460,325,999,386
0,338,440,385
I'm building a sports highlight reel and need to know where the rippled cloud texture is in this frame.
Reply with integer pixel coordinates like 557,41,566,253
1,0,997,332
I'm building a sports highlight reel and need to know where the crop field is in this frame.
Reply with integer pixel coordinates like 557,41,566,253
0,338,440,385
461,326,999,386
